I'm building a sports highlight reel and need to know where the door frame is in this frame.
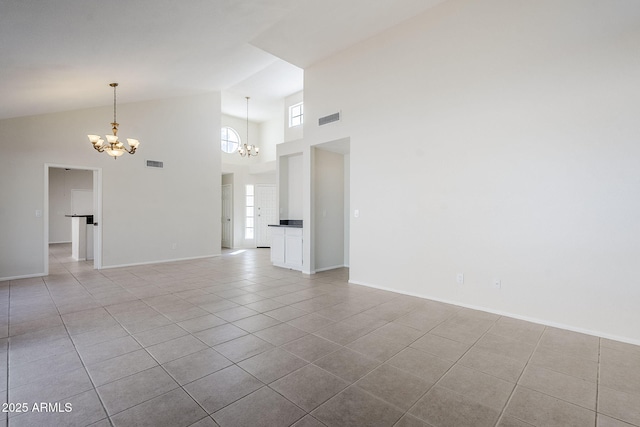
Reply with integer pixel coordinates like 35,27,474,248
44,163,103,273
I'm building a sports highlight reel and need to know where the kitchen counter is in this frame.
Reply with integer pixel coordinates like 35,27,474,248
65,214,94,224
65,214,94,260
268,219,302,228
270,223,303,270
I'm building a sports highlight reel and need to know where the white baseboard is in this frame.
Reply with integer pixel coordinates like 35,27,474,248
313,264,347,273
272,262,303,272
348,279,640,347
0,272,46,282
102,253,222,270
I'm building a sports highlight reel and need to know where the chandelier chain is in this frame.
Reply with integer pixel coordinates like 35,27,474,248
246,96,249,147
113,84,117,124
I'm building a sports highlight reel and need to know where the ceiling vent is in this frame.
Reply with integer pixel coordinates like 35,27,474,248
319,112,340,126
146,160,164,169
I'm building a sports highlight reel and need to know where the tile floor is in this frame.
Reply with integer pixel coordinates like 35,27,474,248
1,243,639,427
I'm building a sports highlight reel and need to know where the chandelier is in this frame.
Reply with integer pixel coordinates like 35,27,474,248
88,83,140,159
238,96,259,157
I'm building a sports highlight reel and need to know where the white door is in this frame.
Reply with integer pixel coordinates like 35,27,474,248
255,184,277,247
221,184,233,248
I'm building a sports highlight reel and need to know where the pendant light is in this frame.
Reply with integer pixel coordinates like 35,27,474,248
238,96,259,157
88,83,140,159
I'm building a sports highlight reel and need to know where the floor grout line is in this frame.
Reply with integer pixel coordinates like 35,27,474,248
595,337,602,427
6,244,639,427
39,260,115,427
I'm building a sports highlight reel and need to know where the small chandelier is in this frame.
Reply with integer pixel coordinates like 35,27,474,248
238,96,259,157
88,83,140,159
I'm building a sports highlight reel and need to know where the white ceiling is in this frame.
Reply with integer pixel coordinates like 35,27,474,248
0,0,446,122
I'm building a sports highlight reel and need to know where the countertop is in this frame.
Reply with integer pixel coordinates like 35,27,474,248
65,214,94,224
268,220,303,228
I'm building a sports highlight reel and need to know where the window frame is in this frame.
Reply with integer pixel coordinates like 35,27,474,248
245,184,254,239
221,126,241,153
288,102,304,128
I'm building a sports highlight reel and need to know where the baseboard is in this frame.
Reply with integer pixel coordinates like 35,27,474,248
314,264,347,273
102,253,222,270
272,262,303,272
49,240,71,244
0,272,46,282
3,252,227,280
348,279,640,347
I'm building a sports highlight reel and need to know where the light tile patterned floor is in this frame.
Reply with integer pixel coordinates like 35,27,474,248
1,243,639,426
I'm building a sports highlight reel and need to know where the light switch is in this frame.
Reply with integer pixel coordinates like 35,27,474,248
354,209,359,218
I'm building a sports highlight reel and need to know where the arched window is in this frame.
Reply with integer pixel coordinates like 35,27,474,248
221,127,240,153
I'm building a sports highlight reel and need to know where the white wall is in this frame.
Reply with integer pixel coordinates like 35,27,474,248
280,153,303,220
314,148,344,271
303,0,640,343
284,91,304,142
0,93,221,279
49,168,93,243
258,104,284,163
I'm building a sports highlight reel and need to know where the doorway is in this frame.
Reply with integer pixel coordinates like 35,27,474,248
44,164,102,274
313,138,350,272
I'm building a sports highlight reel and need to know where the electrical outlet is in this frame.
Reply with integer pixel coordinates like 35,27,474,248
171,243,177,250
493,279,501,289
456,273,464,284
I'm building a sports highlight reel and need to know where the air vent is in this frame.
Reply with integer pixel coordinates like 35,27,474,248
319,112,340,126
146,160,164,169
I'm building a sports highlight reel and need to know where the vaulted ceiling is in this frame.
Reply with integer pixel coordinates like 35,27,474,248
0,0,446,121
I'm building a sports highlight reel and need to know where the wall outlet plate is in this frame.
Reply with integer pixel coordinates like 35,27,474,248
493,279,501,289
456,273,464,284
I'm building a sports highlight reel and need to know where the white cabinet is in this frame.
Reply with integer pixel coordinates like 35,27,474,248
270,227,286,264
270,227,303,271
285,228,303,267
